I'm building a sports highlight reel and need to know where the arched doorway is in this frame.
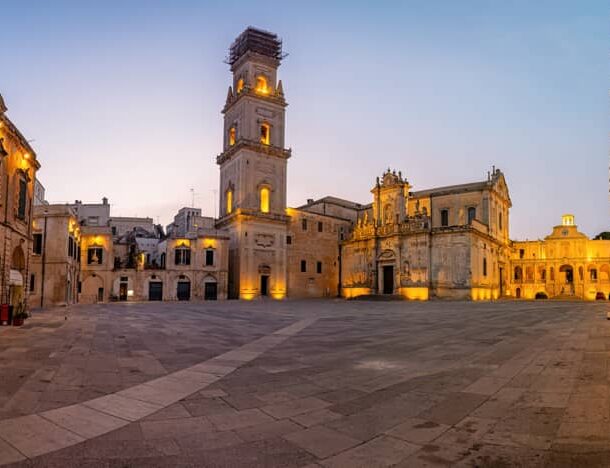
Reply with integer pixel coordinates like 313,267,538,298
259,264,271,297
9,246,26,306
176,275,191,301
559,265,574,284
377,250,396,295
203,275,218,300
82,275,104,304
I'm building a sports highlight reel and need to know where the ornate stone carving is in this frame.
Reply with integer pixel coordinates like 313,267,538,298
254,233,274,248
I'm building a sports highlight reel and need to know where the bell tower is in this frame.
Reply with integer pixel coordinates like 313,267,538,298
216,27,290,299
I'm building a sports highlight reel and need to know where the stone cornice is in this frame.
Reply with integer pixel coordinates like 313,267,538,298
216,208,289,228
223,88,287,114
216,139,291,165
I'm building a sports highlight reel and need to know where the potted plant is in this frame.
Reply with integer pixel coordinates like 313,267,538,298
12,303,28,327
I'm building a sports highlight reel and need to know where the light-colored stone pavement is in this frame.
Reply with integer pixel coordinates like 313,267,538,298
0,299,609,467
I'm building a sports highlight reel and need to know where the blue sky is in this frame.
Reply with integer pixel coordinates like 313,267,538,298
0,1,607,237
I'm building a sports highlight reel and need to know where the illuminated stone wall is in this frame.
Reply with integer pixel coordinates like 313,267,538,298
509,216,610,300
286,208,351,298
0,95,41,307
29,206,80,307
340,168,511,300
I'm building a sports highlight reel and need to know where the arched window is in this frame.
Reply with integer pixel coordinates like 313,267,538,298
260,123,270,145
236,78,244,94
467,207,476,224
226,189,233,215
255,75,269,94
525,266,534,281
260,187,270,213
514,266,522,281
229,126,236,146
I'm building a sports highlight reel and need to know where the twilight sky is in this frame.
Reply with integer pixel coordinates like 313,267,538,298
0,1,607,238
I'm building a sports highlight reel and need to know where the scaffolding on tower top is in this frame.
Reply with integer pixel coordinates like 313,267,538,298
226,27,286,65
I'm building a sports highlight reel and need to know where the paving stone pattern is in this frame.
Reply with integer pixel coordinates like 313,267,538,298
0,299,608,467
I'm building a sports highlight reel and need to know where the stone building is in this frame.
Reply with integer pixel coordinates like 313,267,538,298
216,27,290,300
79,226,114,303
0,94,41,307
29,205,80,307
340,168,511,300
167,207,202,237
509,215,610,300
69,198,110,227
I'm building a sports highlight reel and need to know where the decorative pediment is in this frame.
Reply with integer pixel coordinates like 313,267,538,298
377,249,395,260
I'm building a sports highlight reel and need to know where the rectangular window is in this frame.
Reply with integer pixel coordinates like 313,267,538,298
175,248,191,265
111,226,117,235
467,207,476,224
519,249,524,259
17,177,27,220
591,269,598,280
286,235,292,245
68,237,74,257
205,249,214,266
302,218,307,231
317,221,323,233
483,258,487,277
499,212,503,231
78,281,82,294
440,209,449,227
33,233,43,255
29,274,35,292
300,260,306,272
317,261,322,274
87,247,103,265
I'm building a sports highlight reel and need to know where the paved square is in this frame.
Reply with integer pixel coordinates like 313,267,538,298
0,299,608,467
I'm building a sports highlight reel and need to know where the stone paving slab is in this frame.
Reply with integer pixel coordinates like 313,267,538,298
1,300,610,467
0,414,84,458
40,404,129,439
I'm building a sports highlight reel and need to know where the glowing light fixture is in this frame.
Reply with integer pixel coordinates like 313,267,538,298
255,76,269,95
226,189,233,214
260,187,270,213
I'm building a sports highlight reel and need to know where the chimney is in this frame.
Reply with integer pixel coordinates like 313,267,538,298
307,198,314,204
102,197,108,205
